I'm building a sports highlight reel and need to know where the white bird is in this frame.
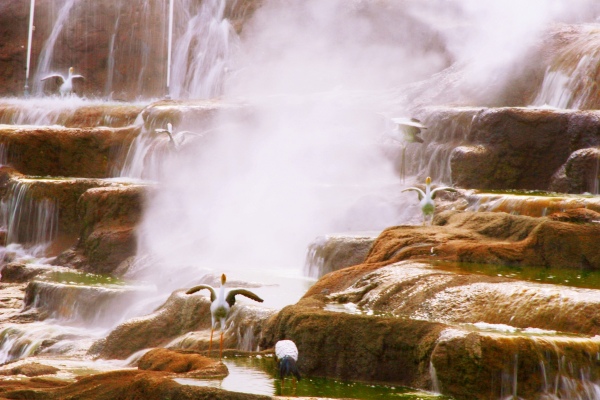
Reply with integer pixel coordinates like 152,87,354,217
186,274,264,359
382,116,426,182
275,340,301,388
41,67,85,97
389,117,426,144
155,123,204,150
154,123,177,150
402,176,457,225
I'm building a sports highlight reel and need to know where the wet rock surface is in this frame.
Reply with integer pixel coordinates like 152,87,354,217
0,125,139,178
0,362,59,377
269,210,600,399
361,210,600,270
0,369,271,400
261,296,447,390
54,185,148,274
93,290,212,360
412,107,600,193
95,289,275,361
137,348,228,378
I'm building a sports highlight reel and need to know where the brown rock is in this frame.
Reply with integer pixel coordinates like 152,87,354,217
0,125,139,178
53,185,147,274
0,262,46,283
351,210,600,271
0,362,59,377
138,348,228,378
261,296,447,389
548,207,600,223
411,106,600,193
0,369,270,400
93,290,213,360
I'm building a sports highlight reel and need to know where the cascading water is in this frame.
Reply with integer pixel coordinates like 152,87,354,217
0,181,58,260
169,0,234,99
531,24,600,110
32,0,77,96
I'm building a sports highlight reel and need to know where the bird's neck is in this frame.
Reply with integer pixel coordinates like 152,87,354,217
218,284,226,300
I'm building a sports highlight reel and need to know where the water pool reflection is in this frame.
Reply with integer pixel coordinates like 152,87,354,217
175,356,453,399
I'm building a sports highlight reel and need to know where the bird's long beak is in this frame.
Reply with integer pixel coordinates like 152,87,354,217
221,274,226,285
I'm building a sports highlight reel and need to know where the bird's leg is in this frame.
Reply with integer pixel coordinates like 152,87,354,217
219,331,224,360
209,328,214,357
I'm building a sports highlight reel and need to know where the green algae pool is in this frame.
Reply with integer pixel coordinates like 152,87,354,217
175,356,453,399
37,270,124,287
433,261,600,290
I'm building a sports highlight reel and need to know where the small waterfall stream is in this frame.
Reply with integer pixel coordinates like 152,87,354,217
531,24,600,110
170,0,233,99
1,181,58,260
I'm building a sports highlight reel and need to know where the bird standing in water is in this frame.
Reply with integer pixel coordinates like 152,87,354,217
41,67,85,97
275,339,301,389
186,274,263,359
402,176,457,225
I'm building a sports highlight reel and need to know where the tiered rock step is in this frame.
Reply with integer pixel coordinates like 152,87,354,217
409,106,600,194
465,190,600,216
0,100,144,128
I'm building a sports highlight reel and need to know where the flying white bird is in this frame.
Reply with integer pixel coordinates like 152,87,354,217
381,115,426,182
402,176,457,225
41,67,85,97
186,274,264,359
155,122,204,150
275,339,301,388
389,117,426,144
154,123,177,150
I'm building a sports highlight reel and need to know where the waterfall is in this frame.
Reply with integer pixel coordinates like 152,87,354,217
1,181,58,258
429,361,441,393
32,0,78,96
169,0,233,99
104,14,121,97
530,25,600,110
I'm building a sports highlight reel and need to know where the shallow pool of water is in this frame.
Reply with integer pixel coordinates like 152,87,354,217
432,261,600,290
175,356,453,399
38,270,125,287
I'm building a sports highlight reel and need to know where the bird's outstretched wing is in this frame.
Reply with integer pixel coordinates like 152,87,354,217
226,289,264,308
431,187,457,200
391,117,426,129
186,285,216,303
402,187,425,201
71,74,85,81
40,74,65,84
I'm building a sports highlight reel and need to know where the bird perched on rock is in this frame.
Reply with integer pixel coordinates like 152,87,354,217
186,274,263,359
41,67,85,97
275,339,301,388
402,176,457,225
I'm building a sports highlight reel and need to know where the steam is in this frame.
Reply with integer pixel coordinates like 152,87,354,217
134,0,600,294
412,0,600,104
